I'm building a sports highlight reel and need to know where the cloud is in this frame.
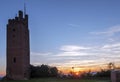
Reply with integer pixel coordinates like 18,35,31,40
68,24,80,27
60,45,90,52
31,52,52,56
90,25,120,36
102,43,120,49
57,51,88,56
101,43,120,54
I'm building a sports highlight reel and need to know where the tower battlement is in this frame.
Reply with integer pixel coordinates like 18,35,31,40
8,11,28,28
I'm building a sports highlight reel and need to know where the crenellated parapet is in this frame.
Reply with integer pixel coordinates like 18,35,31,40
7,10,28,28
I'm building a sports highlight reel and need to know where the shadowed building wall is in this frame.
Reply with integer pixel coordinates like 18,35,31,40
6,10,30,80
111,70,120,82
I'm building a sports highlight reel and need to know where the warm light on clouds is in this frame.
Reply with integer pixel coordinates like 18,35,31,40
0,55,6,76
0,71,6,77
30,42,120,74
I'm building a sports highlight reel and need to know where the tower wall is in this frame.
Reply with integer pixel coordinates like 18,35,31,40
6,10,30,80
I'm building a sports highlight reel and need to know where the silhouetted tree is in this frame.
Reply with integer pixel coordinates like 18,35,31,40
50,67,58,77
30,64,58,78
95,69,111,78
108,62,115,70
40,64,50,77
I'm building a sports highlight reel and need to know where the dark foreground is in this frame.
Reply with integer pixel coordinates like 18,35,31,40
0,78,111,82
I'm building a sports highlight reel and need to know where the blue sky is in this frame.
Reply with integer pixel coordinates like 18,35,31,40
1,0,120,75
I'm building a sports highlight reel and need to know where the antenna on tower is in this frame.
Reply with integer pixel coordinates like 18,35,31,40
24,2,26,15
15,14,17,17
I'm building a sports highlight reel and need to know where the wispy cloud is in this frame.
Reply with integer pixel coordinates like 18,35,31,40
60,45,90,52
68,24,80,27
90,25,120,36
31,52,52,56
102,43,120,49
101,43,120,53
57,51,88,56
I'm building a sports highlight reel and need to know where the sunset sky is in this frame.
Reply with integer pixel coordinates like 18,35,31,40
1,0,120,76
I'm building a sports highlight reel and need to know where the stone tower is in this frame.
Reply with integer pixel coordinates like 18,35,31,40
6,10,30,80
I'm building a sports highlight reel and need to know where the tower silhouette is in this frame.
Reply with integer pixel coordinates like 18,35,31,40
6,10,30,80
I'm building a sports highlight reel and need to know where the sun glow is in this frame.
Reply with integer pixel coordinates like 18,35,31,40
57,66,102,75
75,72,79,76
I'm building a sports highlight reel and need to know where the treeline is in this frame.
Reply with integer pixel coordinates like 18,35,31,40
30,64,58,78
95,70,111,77
81,69,111,78
78,62,115,79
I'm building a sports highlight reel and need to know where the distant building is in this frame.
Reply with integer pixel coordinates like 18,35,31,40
111,69,120,82
6,10,30,80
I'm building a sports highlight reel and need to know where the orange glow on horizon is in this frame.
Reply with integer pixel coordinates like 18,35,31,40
57,66,105,74
0,72,6,77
